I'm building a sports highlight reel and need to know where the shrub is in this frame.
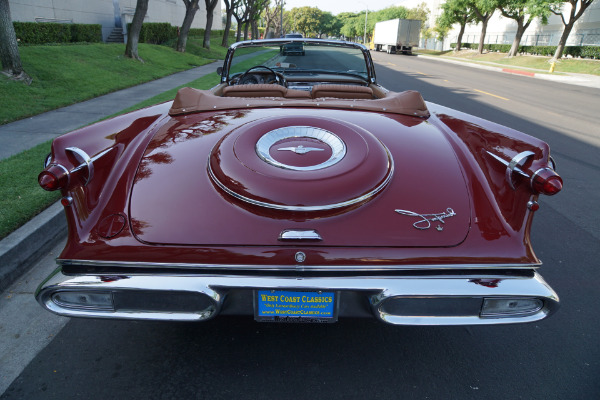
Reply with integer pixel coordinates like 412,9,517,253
580,46,600,59
14,22,71,44
13,22,102,44
128,22,178,44
70,24,102,43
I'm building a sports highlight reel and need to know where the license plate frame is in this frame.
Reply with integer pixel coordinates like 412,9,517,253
254,290,339,323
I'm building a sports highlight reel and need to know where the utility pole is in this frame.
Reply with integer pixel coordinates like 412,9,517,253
363,7,368,45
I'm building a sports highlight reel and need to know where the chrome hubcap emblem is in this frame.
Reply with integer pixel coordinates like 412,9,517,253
256,126,346,171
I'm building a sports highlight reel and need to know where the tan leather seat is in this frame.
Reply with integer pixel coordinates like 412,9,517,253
223,84,287,98
312,84,374,99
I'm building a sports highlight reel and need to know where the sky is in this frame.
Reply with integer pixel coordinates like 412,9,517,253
222,1,423,16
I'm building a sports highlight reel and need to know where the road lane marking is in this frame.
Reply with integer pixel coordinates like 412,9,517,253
473,89,509,101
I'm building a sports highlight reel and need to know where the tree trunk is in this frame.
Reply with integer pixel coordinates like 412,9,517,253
236,20,242,41
478,18,488,54
508,20,526,57
243,22,249,40
0,0,31,83
203,0,218,49
551,0,594,62
252,20,258,39
125,0,149,61
456,22,466,52
177,0,199,53
221,5,234,47
553,21,575,61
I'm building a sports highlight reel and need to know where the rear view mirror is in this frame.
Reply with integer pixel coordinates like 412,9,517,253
216,67,223,75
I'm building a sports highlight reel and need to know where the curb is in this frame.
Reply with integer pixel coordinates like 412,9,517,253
501,68,535,77
0,202,65,292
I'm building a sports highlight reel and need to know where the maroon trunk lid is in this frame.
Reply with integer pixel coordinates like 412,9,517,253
129,108,471,247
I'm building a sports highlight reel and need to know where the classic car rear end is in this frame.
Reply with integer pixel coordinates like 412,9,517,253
36,40,562,325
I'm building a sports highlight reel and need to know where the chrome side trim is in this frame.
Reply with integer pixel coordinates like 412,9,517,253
279,229,322,241
486,151,529,178
66,147,93,186
57,259,542,271
36,270,558,325
208,150,394,211
506,151,534,190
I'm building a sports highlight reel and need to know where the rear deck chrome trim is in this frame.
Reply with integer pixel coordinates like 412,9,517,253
57,259,542,272
207,154,394,212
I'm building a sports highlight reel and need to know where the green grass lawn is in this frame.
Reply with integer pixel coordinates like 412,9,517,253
417,49,600,76
1,41,213,125
0,50,277,240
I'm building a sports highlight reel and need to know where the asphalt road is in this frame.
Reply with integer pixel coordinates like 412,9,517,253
2,54,599,399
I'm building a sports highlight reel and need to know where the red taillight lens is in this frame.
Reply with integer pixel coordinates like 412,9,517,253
531,168,562,196
38,165,69,191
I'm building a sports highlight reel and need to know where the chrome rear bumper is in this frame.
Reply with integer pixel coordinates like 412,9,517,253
36,269,559,325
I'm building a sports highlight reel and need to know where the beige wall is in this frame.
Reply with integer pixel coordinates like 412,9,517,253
9,0,222,41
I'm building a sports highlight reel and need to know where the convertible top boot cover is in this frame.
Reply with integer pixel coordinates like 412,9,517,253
169,87,430,118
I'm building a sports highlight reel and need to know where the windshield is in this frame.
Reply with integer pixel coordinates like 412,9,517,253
227,41,371,81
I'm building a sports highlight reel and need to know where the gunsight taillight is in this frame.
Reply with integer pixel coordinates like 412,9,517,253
38,165,69,191
531,168,563,196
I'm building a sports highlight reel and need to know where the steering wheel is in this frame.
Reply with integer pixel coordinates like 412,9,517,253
237,65,286,87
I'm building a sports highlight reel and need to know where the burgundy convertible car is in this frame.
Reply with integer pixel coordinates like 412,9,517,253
36,39,563,325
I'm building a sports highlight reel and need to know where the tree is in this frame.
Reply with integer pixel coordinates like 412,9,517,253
263,0,285,38
407,2,431,35
247,0,268,39
339,13,360,40
316,12,337,38
0,0,31,84
376,6,409,21
177,0,200,52
437,0,476,51
550,0,595,61
288,6,322,37
499,0,552,57
471,0,499,54
233,0,250,41
437,0,477,52
203,0,219,49
221,0,238,46
125,0,149,61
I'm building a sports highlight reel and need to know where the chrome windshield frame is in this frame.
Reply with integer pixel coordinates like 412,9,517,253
220,39,377,85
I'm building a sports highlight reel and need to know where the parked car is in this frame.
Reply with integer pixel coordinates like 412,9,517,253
36,39,562,325
281,33,305,55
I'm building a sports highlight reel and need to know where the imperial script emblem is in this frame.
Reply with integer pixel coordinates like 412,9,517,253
395,208,456,230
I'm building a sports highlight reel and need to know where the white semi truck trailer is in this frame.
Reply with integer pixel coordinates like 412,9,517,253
372,19,421,55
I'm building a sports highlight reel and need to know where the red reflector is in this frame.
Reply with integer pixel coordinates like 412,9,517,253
531,168,563,196
38,165,69,191
60,196,73,207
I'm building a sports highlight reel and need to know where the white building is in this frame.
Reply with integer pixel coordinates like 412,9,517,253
394,0,600,50
456,1,600,49
9,0,222,42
